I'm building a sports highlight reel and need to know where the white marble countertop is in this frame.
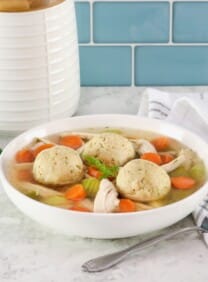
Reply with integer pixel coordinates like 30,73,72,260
0,87,208,282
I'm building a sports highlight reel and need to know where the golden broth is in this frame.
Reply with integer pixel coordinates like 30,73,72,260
8,128,207,212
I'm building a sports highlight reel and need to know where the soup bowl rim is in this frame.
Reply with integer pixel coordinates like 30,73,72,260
0,114,208,218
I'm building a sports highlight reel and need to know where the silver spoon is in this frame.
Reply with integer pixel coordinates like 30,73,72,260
82,226,207,273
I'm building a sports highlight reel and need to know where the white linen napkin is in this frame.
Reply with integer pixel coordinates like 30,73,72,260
138,88,208,245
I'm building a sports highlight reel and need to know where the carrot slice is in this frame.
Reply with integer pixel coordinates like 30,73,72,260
15,149,34,163
171,176,196,190
119,199,136,213
59,135,83,149
87,166,102,179
141,152,162,165
160,153,174,164
152,136,170,151
70,205,91,212
17,169,33,182
65,184,86,201
33,143,54,158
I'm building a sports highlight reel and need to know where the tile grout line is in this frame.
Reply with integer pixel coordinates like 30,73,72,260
169,0,173,44
75,0,208,3
131,46,135,87
90,0,93,44
79,43,208,47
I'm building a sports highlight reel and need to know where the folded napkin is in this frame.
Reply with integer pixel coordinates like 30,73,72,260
138,88,208,245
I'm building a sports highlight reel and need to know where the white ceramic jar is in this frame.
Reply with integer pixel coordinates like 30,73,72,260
0,0,80,134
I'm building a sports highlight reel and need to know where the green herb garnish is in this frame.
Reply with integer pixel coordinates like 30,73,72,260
0,148,2,154
83,155,119,179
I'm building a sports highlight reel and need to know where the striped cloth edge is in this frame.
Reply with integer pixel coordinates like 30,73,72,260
138,88,208,246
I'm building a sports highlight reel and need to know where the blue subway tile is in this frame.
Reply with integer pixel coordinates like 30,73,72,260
173,2,208,43
75,2,90,43
79,46,131,86
93,2,169,43
135,47,208,86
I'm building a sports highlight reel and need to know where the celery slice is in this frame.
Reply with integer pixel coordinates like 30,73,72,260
169,166,189,177
82,178,100,198
43,196,68,206
26,191,40,201
189,163,206,182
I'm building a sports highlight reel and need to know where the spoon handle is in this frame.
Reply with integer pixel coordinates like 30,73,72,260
82,226,206,273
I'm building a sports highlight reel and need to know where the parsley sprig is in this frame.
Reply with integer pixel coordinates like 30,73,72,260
83,155,119,179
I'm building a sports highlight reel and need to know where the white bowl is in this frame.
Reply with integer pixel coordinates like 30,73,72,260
0,115,208,239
